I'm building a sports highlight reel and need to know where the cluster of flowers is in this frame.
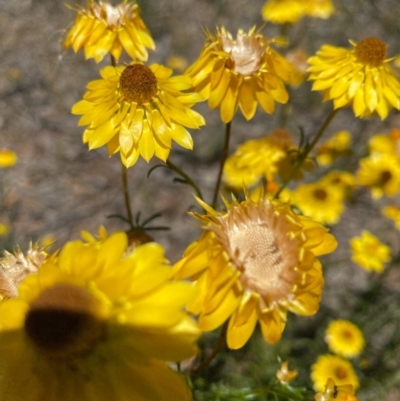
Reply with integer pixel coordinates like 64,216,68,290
2,0,400,399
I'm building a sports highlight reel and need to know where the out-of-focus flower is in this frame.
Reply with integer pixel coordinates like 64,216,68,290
261,0,334,24
64,0,155,63
38,234,57,250
0,224,9,236
356,154,400,199
285,48,309,86
369,128,400,157
172,196,337,349
291,181,345,225
315,377,359,401
72,63,205,167
308,37,400,119
186,27,298,123
325,320,365,358
0,149,17,168
316,130,351,166
223,129,294,189
276,361,298,385
320,171,355,199
166,55,189,72
350,230,390,273
0,233,200,401
382,205,400,229
0,244,48,301
311,355,359,392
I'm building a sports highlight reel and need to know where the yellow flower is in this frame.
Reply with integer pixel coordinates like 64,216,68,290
325,320,365,358
0,233,200,401
311,355,359,392
72,63,205,167
291,181,345,225
369,128,400,157
186,27,297,123
276,361,298,385
64,0,155,63
0,224,9,236
0,148,17,168
350,230,390,273
382,205,400,229
320,171,355,199
303,0,335,19
172,196,337,349
315,378,360,401
316,130,351,166
308,37,400,119
261,0,304,24
0,244,48,301
223,128,294,189
356,153,400,199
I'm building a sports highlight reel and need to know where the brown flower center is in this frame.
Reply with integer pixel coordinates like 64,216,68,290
119,64,158,104
313,188,328,201
24,284,105,358
335,366,348,380
220,29,265,76
354,37,387,67
380,170,392,185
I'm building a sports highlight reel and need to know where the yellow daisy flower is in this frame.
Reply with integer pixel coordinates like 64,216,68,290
0,233,200,401
315,378,359,401
311,355,359,392
303,0,335,19
276,361,298,385
382,205,400,229
325,320,365,358
291,181,345,225
308,37,400,119
369,128,400,157
356,153,400,199
320,171,355,199
0,148,17,168
0,244,48,301
64,0,155,63
316,130,351,166
72,63,205,167
223,128,294,189
261,0,304,24
186,27,297,123
172,196,337,349
350,230,390,273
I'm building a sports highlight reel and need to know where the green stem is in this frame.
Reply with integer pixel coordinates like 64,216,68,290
121,160,134,226
275,108,339,199
212,122,231,205
166,159,203,200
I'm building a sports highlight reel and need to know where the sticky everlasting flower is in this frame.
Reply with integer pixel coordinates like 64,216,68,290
64,0,155,63
311,355,359,392
0,233,200,401
172,196,337,349
308,37,400,119
186,27,297,123
276,361,298,385
72,63,205,167
350,230,390,272
325,320,365,358
315,378,360,401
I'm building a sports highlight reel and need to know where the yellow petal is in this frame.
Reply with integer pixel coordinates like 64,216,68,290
138,119,154,162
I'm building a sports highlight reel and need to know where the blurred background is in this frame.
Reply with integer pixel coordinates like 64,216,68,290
1,1,400,398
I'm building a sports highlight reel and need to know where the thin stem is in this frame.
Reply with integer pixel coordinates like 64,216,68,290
275,108,339,198
212,122,231,205
191,321,228,375
166,159,203,200
121,160,134,226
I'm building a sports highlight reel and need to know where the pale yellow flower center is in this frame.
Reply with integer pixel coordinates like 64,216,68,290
119,64,158,104
220,30,265,76
213,202,300,306
24,284,105,358
354,37,387,67
91,2,135,27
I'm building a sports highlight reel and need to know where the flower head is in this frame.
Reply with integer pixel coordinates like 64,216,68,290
369,128,400,157
325,320,365,358
0,233,200,401
276,361,298,385
316,130,351,166
350,230,390,272
308,37,400,119
172,196,337,349
64,0,155,63
315,378,359,401
186,27,297,123
72,63,205,167
311,355,359,392
382,205,400,229
0,148,17,168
